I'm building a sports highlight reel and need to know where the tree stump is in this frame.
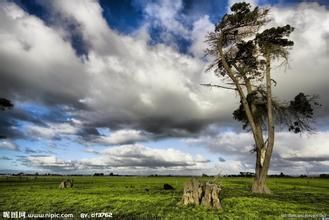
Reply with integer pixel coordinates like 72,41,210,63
59,179,73,189
181,178,222,209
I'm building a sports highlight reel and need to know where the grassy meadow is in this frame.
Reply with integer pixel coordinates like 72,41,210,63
0,176,328,219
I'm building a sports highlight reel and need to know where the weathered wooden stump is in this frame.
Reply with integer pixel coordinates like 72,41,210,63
59,179,73,189
181,178,222,209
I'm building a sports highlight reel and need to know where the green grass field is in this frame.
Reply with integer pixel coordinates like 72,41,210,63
0,176,328,219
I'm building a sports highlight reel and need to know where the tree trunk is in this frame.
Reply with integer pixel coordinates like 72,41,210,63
252,148,271,194
251,53,274,194
218,34,275,194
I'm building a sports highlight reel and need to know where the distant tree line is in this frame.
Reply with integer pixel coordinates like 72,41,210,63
1,172,328,178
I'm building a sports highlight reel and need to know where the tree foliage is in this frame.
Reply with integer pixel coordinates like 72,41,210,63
233,92,320,133
206,2,318,134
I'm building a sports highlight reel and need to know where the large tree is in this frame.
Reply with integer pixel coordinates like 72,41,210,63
204,2,319,193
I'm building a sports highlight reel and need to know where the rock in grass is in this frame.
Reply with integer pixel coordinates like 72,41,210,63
181,178,222,209
163,183,175,190
59,179,74,189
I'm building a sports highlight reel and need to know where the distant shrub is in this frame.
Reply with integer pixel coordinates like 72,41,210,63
319,174,329,178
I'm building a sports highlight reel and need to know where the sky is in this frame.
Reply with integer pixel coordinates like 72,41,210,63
0,0,329,175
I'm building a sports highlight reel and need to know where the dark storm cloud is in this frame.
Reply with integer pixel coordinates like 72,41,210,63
0,107,42,139
77,127,100,138
0,106,46,128
0,2,89,110
82,157,194,168
18,155,78,172
284,156,329,162
24,148,39,154
78,129,154,146
136,117,211,137
218,157,226,162
0,156,12,160
59,17,90,57
0,117,23,140
0,103,80,140
83,118,207,139
0,0,232,141
20,145,210,173
24,147,53,154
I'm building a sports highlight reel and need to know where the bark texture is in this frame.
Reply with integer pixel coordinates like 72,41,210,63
181,178,222,209
251,53,274,194
59,179,73,189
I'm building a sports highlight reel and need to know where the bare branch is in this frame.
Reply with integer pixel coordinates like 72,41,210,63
200,83,237,91
271,78,277,87
226,82,247,86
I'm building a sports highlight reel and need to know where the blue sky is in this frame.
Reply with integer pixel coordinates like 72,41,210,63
1,0,329,175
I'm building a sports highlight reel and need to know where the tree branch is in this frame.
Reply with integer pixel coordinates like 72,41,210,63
217,33,260,145
264,52,275,165
232,62,265,152
200,83,238,91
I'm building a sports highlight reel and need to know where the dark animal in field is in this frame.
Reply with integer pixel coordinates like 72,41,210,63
144,188,149,192
59,179,74,189
163,183,174,190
